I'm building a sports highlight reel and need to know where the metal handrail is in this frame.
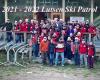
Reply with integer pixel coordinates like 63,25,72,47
0,41,14,65
6,42,25,62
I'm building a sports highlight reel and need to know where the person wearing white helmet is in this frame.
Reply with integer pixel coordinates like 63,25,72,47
19,19,23,24
30,19,35,32
75,37,79,43
67,37,72,42
25,18,29,23
77,32,81,36
14,20,18,30
76,32,82,42
31,19,34,23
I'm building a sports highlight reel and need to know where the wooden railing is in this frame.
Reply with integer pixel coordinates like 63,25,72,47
0,30,34,43
0,30,100,42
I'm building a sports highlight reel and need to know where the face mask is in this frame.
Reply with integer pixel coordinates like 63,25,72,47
51,40,53,43
82,41,85,44
89,42,93,45
75,39,78,43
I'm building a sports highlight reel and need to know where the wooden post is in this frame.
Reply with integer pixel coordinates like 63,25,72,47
24,32,27,42
4,0,8,22
7,51,10,62
90,0,94,24
29,47,32,61
89,33,92,42
13,31,16,43
62,0,65,21
33,0,37,19
3,32,6,42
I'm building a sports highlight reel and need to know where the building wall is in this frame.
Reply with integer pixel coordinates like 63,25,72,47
0,0,100,23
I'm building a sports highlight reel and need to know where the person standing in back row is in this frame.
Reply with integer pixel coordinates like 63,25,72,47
1,19,13,42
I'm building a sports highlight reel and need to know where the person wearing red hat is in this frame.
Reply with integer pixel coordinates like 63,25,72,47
87,42,95,69
79,40,88,67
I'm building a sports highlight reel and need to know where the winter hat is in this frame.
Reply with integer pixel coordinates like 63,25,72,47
75,37,79,42
67,37,72,41
77,32,81,36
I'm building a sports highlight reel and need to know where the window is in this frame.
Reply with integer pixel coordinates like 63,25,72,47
52,0,58,8
26,0,33,6
45,0,51,6
37,0,59,8
38,0,45,6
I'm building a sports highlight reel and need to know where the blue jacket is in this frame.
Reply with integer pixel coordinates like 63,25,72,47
55,21,63,30
67,29,74,36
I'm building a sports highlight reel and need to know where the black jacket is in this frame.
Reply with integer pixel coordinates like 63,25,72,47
1,22,13,31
